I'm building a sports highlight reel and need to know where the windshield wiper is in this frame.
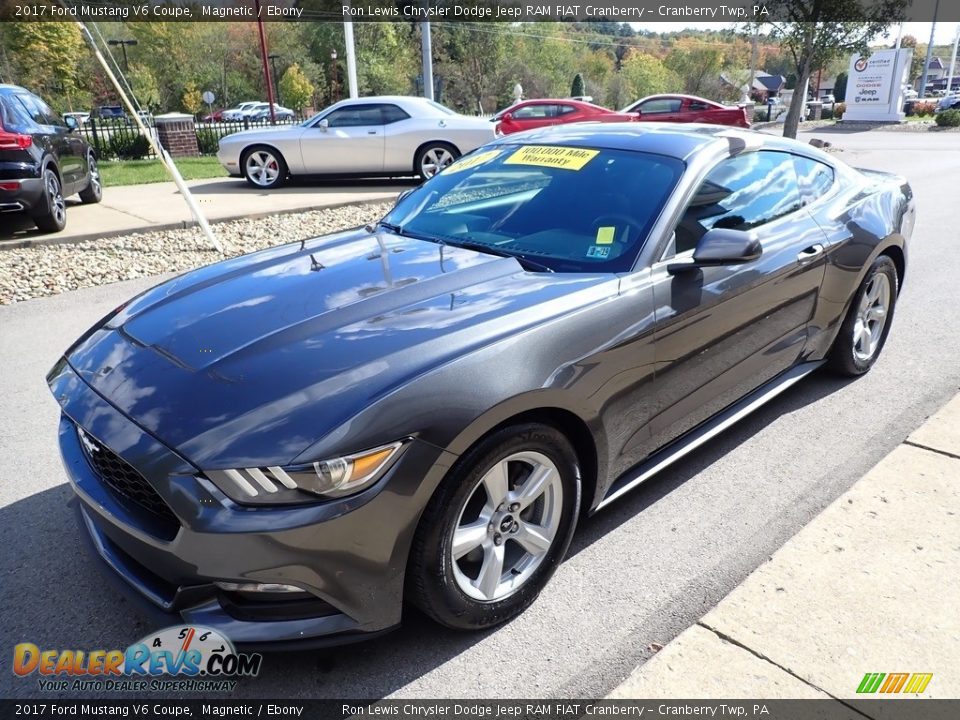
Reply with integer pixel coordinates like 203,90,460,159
442,239,554,273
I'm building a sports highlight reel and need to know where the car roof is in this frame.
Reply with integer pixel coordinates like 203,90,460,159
0,84,28,95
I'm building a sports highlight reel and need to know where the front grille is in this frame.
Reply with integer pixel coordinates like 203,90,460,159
77,426,180,538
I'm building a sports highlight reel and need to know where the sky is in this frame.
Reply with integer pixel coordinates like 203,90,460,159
635,21,960,47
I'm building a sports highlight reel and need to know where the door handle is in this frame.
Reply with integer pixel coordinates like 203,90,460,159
797,244,824,264
367,131,377,135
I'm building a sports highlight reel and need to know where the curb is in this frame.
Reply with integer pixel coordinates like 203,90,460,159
0,195,397,252
608,392,960,700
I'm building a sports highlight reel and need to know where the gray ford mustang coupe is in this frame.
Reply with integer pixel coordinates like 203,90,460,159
49,123,913,646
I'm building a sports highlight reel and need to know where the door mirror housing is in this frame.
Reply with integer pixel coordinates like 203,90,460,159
318,118,329,131
501,112,513,122
64,115,79,131
668,228,762,274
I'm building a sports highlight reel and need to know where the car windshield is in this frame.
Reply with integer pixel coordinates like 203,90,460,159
381,144,683,273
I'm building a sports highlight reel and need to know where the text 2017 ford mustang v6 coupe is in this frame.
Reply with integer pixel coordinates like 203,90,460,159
49,123,913,647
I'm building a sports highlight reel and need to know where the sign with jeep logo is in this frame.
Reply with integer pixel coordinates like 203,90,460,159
844,49,913,123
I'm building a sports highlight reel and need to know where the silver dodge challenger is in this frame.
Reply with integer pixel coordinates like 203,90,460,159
216,95,496,188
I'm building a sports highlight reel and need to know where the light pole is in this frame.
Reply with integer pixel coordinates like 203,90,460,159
268,54,281,106
919,0,941,98
107,39,137,72
252,0,277,124
330,49,339,103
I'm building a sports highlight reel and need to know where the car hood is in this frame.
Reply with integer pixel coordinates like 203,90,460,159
62,229,608,468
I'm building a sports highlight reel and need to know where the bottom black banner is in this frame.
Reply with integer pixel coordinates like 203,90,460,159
2,700,960,720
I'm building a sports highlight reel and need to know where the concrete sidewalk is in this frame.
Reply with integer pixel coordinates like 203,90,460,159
610,395,960,701
0,176,408,249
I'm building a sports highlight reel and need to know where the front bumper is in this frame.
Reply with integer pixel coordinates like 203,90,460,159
49,360,456,648
216,147,240,176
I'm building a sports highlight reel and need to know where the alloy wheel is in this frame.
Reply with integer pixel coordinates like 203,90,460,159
245,150,281,187
45,170,65,226
451,451,563,602
420,147,455,178
852,272,891,362
88,156,101,197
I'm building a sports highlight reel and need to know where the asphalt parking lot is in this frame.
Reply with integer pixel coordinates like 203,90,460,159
1,129,959,700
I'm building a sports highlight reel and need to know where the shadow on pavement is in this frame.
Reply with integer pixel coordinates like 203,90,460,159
0,200,82,243
0,369,850,700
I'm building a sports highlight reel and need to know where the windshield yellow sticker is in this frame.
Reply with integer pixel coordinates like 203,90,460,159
443,149,502,174
596,227,616,245
504,145,599,171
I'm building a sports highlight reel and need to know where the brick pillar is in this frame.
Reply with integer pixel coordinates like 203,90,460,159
154,113,199,158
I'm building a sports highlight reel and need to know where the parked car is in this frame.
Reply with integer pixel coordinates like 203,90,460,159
202,108,226,123
221,101,262,121
0,84,102,232
493,98,635,135
217,95,496,187
249,103,295,121
51,123,913,645
94,105,126,122
623,94,751,128
936,93,960,111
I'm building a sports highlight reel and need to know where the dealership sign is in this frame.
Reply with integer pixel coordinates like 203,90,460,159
843,49,913,122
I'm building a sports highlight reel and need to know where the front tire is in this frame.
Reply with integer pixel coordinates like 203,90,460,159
827,254,899,376
415,142,459,179
33,166,67,233
242,146,288,189
408,423,581,630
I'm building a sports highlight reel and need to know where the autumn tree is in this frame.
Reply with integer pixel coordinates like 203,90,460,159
759,0,907,138
0,22,86,111
128,64,160,112
279,64,314,113
181,82,202,115
619,51,676,103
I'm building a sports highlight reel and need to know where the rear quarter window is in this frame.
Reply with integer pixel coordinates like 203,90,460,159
792,155,835,205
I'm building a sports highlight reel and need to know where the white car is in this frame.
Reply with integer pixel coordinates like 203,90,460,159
936,93,960,111
217,95,496,188
222,101,262,122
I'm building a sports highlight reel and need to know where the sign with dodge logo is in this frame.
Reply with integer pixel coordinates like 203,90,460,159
843,48,913,123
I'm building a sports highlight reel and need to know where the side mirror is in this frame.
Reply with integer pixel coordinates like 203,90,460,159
64,115,78,131
668,228,761,274
502,112,513,122
318,118,329,131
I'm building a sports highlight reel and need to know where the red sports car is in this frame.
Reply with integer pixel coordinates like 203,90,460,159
622,94,751,128
202,109,226,123
493,99,636,135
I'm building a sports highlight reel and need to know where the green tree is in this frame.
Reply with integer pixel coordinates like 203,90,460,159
571,72,585,97
620,51,676,102
834,71,848,101
0,22,86,111
757,0,907,138
181,81,202,115
667,39,725,96
128,64,160,112
279,64,314,113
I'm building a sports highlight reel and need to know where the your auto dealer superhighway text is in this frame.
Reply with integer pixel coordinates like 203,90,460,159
344,5,758,19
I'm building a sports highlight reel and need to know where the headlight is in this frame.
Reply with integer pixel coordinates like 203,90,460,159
203,441,405,505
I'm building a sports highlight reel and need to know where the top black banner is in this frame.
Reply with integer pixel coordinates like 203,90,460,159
2,0,960,23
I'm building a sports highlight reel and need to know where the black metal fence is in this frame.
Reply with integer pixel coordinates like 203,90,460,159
77,115,303,161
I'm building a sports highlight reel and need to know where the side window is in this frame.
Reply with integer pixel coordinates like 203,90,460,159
671,151,803,256
325,105,383,128
688,101,711,112
0,95,34,133
556,105,578,116
16,94,60,126
513,104,551,119
639,98,681,114
792,155,835,205
381,104,410,124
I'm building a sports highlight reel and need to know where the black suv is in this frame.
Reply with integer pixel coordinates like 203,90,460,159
0,84,102,232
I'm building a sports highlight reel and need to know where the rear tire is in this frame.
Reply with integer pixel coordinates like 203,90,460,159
415,142,459,180
242,146,288,189
33,166,67,233
78,152,102,204
407,423,581,630
826,254,899,376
